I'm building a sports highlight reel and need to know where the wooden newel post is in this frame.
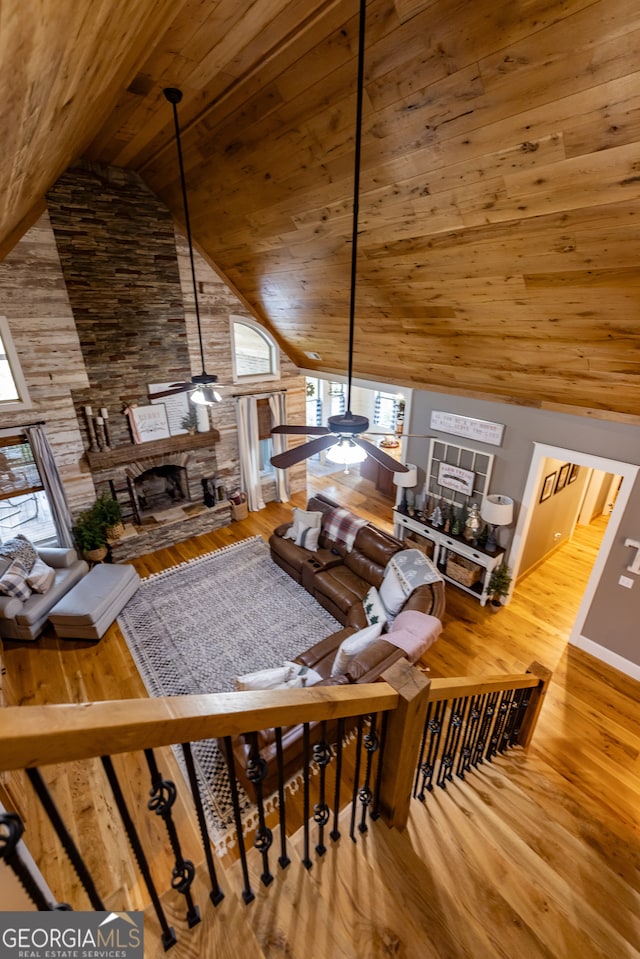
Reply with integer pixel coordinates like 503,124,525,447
517,660,553,749
376,659,431,831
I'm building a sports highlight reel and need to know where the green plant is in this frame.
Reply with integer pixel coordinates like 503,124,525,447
180,408,199,432
488,562,512,604
72,507,108,553
93,491,122,528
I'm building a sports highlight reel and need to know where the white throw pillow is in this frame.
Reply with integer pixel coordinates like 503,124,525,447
331,622,384,677
26,557,56,594
235,662,322,691
283,508,323,551
379,564,407,623
362,586,387,629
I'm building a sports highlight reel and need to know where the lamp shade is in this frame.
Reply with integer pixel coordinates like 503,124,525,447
325,438,367,465
481,494,514,527
394,464,418,489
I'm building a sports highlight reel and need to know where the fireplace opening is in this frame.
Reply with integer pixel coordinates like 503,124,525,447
133,465,189,515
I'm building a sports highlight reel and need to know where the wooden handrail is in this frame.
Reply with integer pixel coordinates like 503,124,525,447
0,667,548,774
0,683,399,772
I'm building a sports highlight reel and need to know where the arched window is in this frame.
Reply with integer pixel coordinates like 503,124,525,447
230,316,279,383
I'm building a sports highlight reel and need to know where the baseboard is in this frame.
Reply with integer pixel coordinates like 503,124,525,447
570,633,640,681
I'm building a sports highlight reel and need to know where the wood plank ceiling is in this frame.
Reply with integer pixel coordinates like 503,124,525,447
2,0,640,421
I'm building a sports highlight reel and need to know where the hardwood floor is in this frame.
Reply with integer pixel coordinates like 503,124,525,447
2,477,639,956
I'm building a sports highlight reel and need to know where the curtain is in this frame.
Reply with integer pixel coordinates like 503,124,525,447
235,396,265,512
268,391,290,502
25,426,74,548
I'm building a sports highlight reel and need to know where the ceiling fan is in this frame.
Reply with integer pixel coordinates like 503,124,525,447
149,88,221,408
271,0,409,475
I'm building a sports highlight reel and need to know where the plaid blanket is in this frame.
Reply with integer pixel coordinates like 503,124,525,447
388,548,442,596
323,507,368,552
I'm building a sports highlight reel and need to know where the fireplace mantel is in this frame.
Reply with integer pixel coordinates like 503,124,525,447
85,429,220,470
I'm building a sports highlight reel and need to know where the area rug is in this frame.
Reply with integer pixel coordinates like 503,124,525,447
117,535,341,850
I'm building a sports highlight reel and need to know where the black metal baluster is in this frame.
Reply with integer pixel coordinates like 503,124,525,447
274,727,290,868
487,691,510,761
246,733,273,886
371,709,388,821
101,756,176,950
330,717,345,842
144,749,200,928
313,721,331,856
468,693,488,768
222,736,254,904
358,714,379,834
502,688,524,748
436,698,461,789
473,691,499,765
0,812,66,910
417,700,445,799
413,702,432,798
25,768,104,911
349,716,364,842
511,688,531,745
180,742,224,906
456,694,481,779
302,723,312,869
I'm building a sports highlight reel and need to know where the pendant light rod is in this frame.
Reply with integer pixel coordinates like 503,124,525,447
164,87,208,377
346,0,367,415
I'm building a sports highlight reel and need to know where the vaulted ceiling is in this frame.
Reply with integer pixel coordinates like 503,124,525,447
2,0,640,421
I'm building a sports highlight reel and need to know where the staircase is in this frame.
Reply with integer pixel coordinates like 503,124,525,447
144,749,640,959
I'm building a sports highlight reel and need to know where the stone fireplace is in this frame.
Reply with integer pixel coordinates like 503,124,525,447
127,456,191,517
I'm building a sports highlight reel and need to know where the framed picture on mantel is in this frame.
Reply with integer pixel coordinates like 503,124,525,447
130,403,171,443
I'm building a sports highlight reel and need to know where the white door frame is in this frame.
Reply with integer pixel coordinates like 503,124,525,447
509,442,639,677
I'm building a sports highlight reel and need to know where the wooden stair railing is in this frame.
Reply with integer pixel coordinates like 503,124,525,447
0,659,550,943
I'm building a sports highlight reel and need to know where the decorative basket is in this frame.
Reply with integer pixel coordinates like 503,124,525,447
445,554,482,587
230,492,248,521
106,522,125,543
405,532,434,559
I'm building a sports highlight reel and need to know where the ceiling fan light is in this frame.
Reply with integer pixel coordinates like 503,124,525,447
191,385,222,406
325,438,367,465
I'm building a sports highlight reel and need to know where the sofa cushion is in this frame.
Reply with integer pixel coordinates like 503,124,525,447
284,508,322,551
0,535,38,572
312,565,370,616
0,559,32,601
344,639,403,682
363,586,387,628
379,563,407,623
331,622,384,676
26,557,56,594
15,565,87,627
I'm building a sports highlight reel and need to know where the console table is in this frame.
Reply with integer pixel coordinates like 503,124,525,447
393,508,505,606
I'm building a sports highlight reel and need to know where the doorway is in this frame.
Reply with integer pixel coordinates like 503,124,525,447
511,443,638,676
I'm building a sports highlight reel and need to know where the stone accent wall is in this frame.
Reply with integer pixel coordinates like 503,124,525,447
0,162,306,555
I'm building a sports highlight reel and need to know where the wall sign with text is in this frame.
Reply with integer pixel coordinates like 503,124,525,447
430,410,505,447
437,461,476,496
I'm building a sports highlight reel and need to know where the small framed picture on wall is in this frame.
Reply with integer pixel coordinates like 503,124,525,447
555,463,570,493
540,472,556,503
568,463,579,484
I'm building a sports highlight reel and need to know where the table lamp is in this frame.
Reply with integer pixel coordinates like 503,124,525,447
394,464,418,512
480,494,514,551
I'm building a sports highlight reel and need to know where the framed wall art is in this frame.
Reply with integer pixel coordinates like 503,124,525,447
568,463,579,484
540,472,556,503
555,462,570,493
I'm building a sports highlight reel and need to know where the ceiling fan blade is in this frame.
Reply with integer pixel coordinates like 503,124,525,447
272,425,331,436
149,384,192,399
355,438,410,472
271,434,338,469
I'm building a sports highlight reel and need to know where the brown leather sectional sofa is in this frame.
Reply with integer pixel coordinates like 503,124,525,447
227,494,445,799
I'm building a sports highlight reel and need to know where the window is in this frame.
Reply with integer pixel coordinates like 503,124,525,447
231,317,279,383
0,317,30,410
373,391,399,431
0,435,56,546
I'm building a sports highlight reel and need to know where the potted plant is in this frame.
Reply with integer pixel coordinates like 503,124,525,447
180,408,199,434
487,562,512,611
94,492,124,543
73,507,109,562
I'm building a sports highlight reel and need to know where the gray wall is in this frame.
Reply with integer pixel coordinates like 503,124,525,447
404,390,640,669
